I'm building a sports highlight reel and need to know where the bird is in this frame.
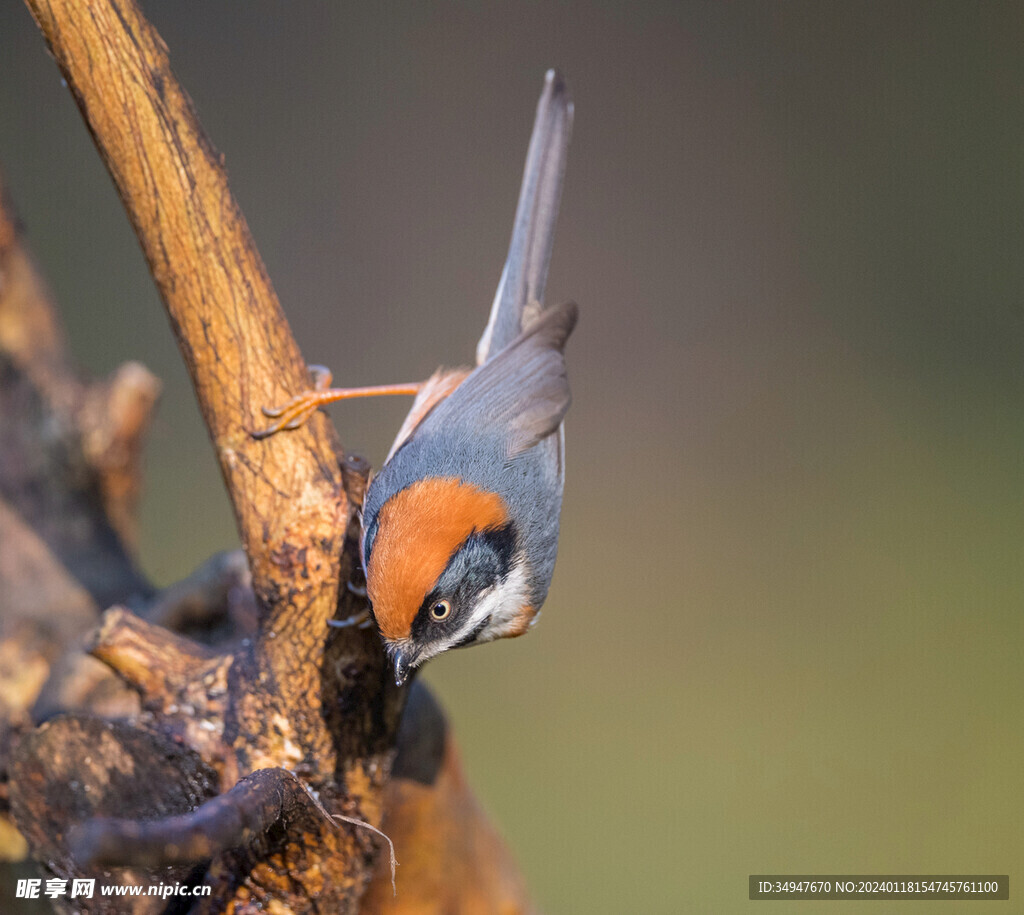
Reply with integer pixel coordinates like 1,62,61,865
255,70,575,686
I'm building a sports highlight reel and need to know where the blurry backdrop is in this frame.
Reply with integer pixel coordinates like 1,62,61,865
2,2,1021,911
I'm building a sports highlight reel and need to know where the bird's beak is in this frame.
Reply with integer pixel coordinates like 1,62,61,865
392,650,411,687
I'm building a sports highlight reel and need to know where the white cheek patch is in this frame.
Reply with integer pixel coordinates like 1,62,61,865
393,560,534,669
457,560,532,645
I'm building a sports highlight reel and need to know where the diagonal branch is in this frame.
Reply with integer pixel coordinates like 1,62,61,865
19,3,400,907
12,5,539,911
24,0,349,650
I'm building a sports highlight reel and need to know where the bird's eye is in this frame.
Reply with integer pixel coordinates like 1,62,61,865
430,599,452,621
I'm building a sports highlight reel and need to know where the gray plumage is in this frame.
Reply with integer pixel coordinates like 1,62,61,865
363,70,575,647
364,302,576,609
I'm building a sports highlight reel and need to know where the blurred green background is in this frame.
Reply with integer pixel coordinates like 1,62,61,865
2,2,1021,911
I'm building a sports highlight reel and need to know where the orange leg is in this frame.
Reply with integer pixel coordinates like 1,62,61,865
253,365,422,439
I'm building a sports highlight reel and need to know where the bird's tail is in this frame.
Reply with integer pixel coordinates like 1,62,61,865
476,70,573,365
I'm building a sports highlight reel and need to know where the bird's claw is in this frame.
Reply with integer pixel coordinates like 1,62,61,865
328,608,371,629
252,396,320,439
251,367,420,440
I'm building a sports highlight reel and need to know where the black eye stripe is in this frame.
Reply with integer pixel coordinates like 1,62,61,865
409,522,518,642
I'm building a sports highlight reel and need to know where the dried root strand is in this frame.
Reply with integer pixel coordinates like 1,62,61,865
334,813,399,897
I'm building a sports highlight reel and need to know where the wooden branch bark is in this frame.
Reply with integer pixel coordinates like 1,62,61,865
24,0,347,643
2,159,534,910
70,768,324,870
16,1,408,907
6,3,538,910
9,716,219,915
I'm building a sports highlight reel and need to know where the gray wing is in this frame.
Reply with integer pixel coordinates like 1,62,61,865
424,301,577,457
368,304,575,611
365,303,575,552
476,70,574,365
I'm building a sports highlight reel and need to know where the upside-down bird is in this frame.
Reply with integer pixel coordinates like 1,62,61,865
256,71,575,685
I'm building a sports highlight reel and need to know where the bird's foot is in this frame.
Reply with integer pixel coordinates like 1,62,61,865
252,365,421,439
328,608,373,629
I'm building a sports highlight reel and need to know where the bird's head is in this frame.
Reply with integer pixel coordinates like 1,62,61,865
361,477,533,686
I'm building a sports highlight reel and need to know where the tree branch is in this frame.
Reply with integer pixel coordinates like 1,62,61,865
24,0,348,648
9,716,220,915
70,767,320,869
9,4,538,910
89,605,216,701
19,1,401,907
